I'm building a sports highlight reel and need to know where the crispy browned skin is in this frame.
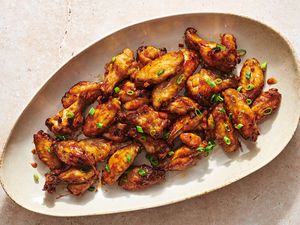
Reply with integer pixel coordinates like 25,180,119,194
168,110,207,144
61,81,101,108
185,27,240,72
43,170,61,193
136,46,167,68
179,133,202,148
45,99,84,136
102,143,140,185
58,167,98,184
100,48,137,96
158,146,203,171
118,165,165,191
54,138,116,166
223,88,259,141
152,49,199,109
133,51,184,87
210,103,240,152
83,98,121,137
102,123,129,142
165,97,199,115
239,58,264,100
251,88,281,122
119,105,170,139
33,130,62,170
67,181,94,196
123,97,149,110
186,68,239,105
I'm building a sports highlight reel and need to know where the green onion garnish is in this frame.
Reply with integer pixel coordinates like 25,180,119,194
66,111,74,119
114,86,120,93
245,83,255,90
56,134,66,141
195,108,202,117
136,125,144,133
224,123,230,131
228,113,233,121
206,79,216,87
157,69,165,76
196,147,205,152
127,90,135,95
237,49,247,56
96,122,103,128
33,174,39,183
263,107,273,115
214,78,223,84
126,154,132,162
138,168,147,177
163,131,169,140
46,146,52,153
88,186,96,192
138,135,147,142
246,99,252,105
176,74,184,85
146,154,158,167
197,140,216,154
245,71,251,80
216,95,224,102
235,123,244,129
210,94,217,103
150,129,156,137
111,56,116,62
89,107,95,115
168,151,175,156
223,136,231,145
219,107,226,113
237,86,242,92
216,44,226,51
105,164,110,172
260,62,267,70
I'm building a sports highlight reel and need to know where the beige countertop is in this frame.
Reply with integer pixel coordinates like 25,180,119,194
0,1,299,224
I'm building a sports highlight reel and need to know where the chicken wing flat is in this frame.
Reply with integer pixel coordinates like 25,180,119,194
61,81,101,108
210,103,240,152
123,97,149,110
83,98,121,137
165,97,199,115
100,48,137,96
152,49,199,109
158,146,203,171
179,133,202,148
223,88,259,141
168,110,207,144
133,51,184,87
102,122,129,142
251,88,281,122
239,58,265,100
119,105,170,139
102,143,141,185
58,167,98,184
186,68,239,105
54,138,116,166
118,165,165,191
67,181,95,196
185,27,240,72
33,130,62,170
45,99,84,136
136,46,167,68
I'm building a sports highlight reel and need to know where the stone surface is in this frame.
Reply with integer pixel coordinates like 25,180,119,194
0,0,299,224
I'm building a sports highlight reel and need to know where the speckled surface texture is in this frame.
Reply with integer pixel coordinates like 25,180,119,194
0,0,299,224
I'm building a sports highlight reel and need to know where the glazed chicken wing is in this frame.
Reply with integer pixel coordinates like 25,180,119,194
136,46,167,68
54,138,116,166
61,81,101,108
58,167,98,184
100,48,137,96
239,58,265,100
186,68,239,105
67,181,95,196
223,88,259,141
102,122,129,142
251,88,281,122
179,133,203,148
118,165,165,191
210,103,240,152
185,27,240,72
133,51,184,87
152,49,199,109
102,143,141,185
119,105,170,139
33,130,62,170
165,97,199,115
83,98,121,137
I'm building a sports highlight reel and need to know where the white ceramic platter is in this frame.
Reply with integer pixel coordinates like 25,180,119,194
1,13,299,217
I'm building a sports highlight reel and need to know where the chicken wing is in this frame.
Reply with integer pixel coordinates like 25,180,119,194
61,81,101,108
239,58,265,100
165,97,199,115
118,165,165,191
152,49,199,109
119,105,170,139
83,98,121,137
58,167,98,184
136,45,167,68
100,48,137,96
251,88,281,122
67,181,95,196
123,97,149,110
33,130,62,170
210,103,240,152
102,143,141,185
133,51,184,87
102,122,129,142
54,138,116,166
184,27,240,72
223,88,259,141
186,68,239,105
179,133,202,148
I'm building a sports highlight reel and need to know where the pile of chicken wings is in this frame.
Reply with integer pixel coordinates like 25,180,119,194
32,27,281,196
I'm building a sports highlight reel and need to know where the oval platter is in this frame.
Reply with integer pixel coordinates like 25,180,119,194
0,13,299,216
